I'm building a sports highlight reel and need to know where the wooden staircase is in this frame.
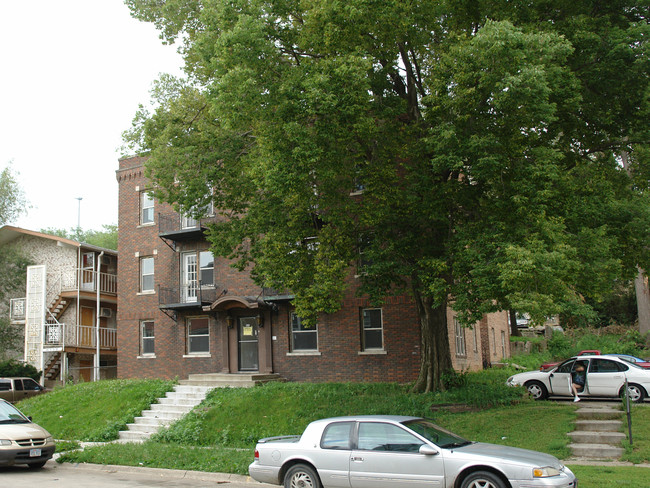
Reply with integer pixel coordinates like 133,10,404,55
43,352,62,380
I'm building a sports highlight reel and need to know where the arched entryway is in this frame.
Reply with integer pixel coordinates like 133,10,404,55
204,296,274,374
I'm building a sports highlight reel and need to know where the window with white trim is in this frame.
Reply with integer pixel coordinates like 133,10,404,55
140,191,154,225
140,257,154,292
199,251,214,286
140,320,155,355
187,317,210,354
361,308,383,350
454,317,466,357
290,313,318,351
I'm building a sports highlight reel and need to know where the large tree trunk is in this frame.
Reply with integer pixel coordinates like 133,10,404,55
635,270,650,336
620,150,650,336
509,310,521,336
411,288,453,393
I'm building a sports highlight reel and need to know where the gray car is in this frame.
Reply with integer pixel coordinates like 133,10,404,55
249,415,577,488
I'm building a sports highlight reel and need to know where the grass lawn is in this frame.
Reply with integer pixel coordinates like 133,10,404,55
16,372,650,482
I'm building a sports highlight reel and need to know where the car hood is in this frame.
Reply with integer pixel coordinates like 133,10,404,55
508,371,549,383
451,442,563,469
0,423,52,440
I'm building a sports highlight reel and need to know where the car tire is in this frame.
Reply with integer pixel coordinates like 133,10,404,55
525,380,548,400
461,470,507,488
284,463,322,488
621,383,646,403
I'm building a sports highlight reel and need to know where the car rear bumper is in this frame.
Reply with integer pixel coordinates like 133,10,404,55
249,461,281,485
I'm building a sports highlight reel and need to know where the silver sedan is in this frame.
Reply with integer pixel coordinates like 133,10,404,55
249,415,577,488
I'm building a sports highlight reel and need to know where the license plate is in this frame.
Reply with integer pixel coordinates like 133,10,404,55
29,448,41,457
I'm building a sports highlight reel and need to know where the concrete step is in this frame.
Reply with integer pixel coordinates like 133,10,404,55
132,416,170,427
125,422,163,434
157,396,204,406
148,403,195,414
568,431,626,444
574,419,622,432
569,442,624,458
575,407,622,420
118,430,148,441
179,373,284,388
141,410,188,420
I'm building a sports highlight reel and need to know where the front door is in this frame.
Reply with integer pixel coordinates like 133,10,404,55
238,317,259,371
181,252,198,302
81,252,95,291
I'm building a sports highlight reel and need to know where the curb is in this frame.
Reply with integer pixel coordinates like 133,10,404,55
48,460,260,484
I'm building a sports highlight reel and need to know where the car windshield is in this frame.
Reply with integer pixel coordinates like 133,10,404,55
402,419,471,448
0,401,29,424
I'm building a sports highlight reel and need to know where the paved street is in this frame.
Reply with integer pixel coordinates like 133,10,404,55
0,461,275,488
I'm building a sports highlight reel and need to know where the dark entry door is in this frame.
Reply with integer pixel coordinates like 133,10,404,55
238,317,259,371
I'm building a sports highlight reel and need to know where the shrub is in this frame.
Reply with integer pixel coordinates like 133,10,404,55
0,359,41,381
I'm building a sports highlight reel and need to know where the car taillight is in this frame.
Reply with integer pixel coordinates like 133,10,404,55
254,449,259,460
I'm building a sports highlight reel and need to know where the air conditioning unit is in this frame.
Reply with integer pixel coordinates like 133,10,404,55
99,307,113,318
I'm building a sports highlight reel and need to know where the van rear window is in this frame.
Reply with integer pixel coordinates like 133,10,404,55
0,380,11,391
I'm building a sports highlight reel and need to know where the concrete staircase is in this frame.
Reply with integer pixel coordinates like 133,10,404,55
568,402,625,459
118,373,283,442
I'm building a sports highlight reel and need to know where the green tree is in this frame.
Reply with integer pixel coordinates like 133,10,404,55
125,0,650,392
0,163,28,225
0,247,30,359
41,224,118,250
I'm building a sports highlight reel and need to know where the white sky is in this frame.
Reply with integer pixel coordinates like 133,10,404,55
0,1,184,232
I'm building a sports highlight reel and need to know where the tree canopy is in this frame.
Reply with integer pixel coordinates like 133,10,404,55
124,0,650,391
0,163,28,226
41,224,118,250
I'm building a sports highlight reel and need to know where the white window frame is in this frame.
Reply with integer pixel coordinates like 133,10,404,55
140,320,155,356
187,316,210,354
140,257,154,293
140,191,154,225
199,251,214,287
454,317,466,357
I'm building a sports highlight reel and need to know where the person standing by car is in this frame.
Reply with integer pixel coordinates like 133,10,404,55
571,363,586,402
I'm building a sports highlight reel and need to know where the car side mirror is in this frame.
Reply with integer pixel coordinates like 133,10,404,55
419,445,439,456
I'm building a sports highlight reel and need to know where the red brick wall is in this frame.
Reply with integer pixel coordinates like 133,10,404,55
116,155,508,383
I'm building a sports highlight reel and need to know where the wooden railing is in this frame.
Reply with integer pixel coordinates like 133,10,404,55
44,323,117,350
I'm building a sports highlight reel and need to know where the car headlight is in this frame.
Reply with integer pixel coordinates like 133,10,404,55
506,377,517,386
45,436,54,443
0,439,12,446
533,466,561,478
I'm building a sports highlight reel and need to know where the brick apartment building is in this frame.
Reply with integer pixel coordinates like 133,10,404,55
116,155,510,383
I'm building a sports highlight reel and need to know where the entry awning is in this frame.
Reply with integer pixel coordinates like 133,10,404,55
202,295,268,312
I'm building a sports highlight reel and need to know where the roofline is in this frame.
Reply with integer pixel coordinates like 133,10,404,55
0,225,117,255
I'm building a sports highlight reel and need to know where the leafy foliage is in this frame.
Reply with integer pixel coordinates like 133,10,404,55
124,1,650,391
0,163,28,225
0,359,40,380
40,224,118,250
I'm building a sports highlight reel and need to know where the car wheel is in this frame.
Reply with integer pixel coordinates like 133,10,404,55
284,463,322,488
621,383,645,403
525,380,548,400
461,470,507,488
27,461,47,469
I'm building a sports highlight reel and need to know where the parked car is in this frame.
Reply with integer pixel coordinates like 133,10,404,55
0,398,55,469
603,354,650,369
0,377,46,403
539,350,601,371
249,415,577,488
508,355,650,402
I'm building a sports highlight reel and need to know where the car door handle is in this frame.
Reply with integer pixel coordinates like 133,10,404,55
351,456,364,462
